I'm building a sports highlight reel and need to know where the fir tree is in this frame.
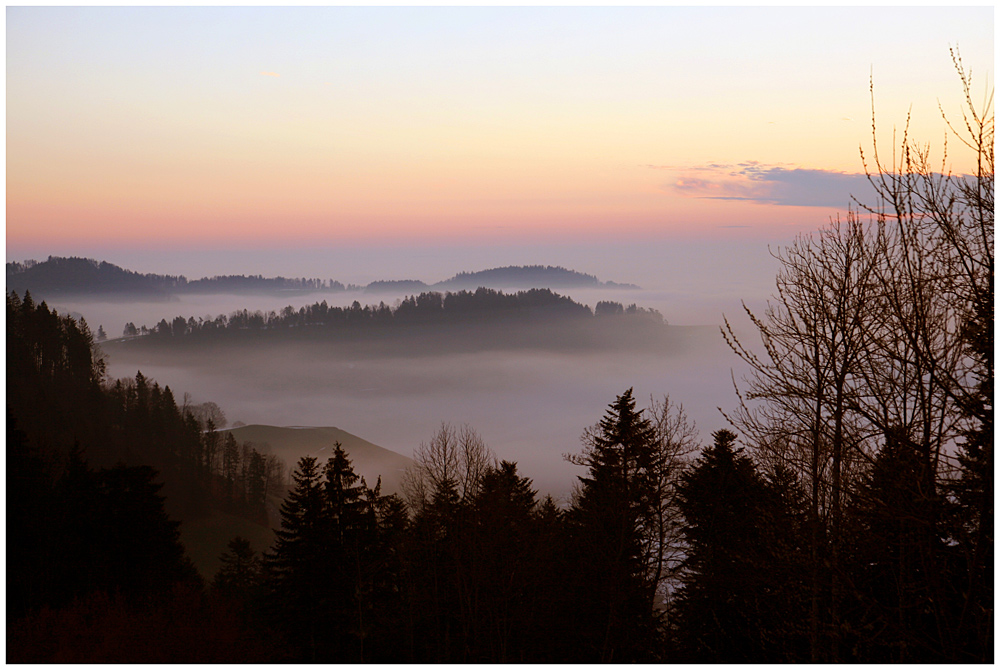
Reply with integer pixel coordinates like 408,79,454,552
322,443,377,662
266,455,327,661
674,429,783,662
213,536,262,601
566,388,661,662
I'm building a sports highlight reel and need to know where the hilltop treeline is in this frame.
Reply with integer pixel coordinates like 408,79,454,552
186,274,358,294
7,257,186,297
441,264,601,287
435,264,638,289
7,257,634,298
6,256,358,297
120,287,664,341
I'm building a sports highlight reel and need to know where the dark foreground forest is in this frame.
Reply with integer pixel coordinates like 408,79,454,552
6,285,992,662
6,57,993,663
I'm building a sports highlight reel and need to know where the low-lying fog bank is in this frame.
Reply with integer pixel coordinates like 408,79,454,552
44,273,766,501
103,328,748,501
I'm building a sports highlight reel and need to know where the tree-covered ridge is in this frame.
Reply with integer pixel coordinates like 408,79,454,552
434,264,639,290
7,257,636,298
119,287,664,341
6,256,360,297
6,256,185,296
186,274,358,293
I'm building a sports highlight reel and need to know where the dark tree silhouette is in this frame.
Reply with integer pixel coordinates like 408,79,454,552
264,446,397,662
565,389,662,662
843,435,957,662
463,461,539,661
265,455,327,660
674,429,782,662
212,536,263,601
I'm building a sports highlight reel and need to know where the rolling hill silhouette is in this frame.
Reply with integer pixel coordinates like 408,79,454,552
222,424,414,496
7,257,637,298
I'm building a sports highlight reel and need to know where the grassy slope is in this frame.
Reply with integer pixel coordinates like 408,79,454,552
222,424,414,497
180,425,411,581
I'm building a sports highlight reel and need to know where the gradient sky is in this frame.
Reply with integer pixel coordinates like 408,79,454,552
6,6,994,276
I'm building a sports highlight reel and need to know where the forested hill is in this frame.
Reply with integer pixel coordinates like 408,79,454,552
7,257,637,298
6,256,357,298
6,256,184,297
432,265,639,290
109,288,669,354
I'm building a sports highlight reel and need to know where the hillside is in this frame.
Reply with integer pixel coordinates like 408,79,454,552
6,257,354,298
105,288,669,356
433,265,639,290
6,256,182,297
221,425,414,497
8,257,637,299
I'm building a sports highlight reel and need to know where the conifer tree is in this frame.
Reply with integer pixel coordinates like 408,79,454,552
844,436,957,662
322,443,376,662
674,429,786,662
406,475,465,662
363,491,410,663
566,388,661,662
213,536,262,601
266,447,390,661
266,455,327,660
466,461,538,661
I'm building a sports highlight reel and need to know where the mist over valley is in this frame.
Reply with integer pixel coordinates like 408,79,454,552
12,256,756,500
103,328,734,500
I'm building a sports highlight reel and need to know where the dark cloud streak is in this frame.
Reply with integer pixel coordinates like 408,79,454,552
664,162,878,208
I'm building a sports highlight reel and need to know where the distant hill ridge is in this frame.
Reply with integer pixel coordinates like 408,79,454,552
7,256,639,298
433,265,638,290
6,256,183,297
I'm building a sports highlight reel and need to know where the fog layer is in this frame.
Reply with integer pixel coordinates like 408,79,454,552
45,253,768,500
100,321,747,500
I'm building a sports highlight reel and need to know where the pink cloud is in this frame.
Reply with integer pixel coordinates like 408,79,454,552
664,162,876,208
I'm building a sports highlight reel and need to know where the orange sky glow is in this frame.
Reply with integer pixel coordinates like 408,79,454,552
6,6,993,259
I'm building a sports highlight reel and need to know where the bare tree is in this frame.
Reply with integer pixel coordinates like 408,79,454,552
645,395,698,611
402,422,496,511
722,49,993,661
856,47,992,472
722,213,882,660
187,400,228,431
851,47,993,658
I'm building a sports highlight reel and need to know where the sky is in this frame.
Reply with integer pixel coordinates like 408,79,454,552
6,6,994,284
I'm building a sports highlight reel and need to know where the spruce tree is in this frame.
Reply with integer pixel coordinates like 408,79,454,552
213,536,262,601
266,447,387,662
951,295,994,662
566,388,661,662
674,429,781,662
407,476,465,662
266,456,327,661
467,461,538,661
844,437,955,662
322,443,376,662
